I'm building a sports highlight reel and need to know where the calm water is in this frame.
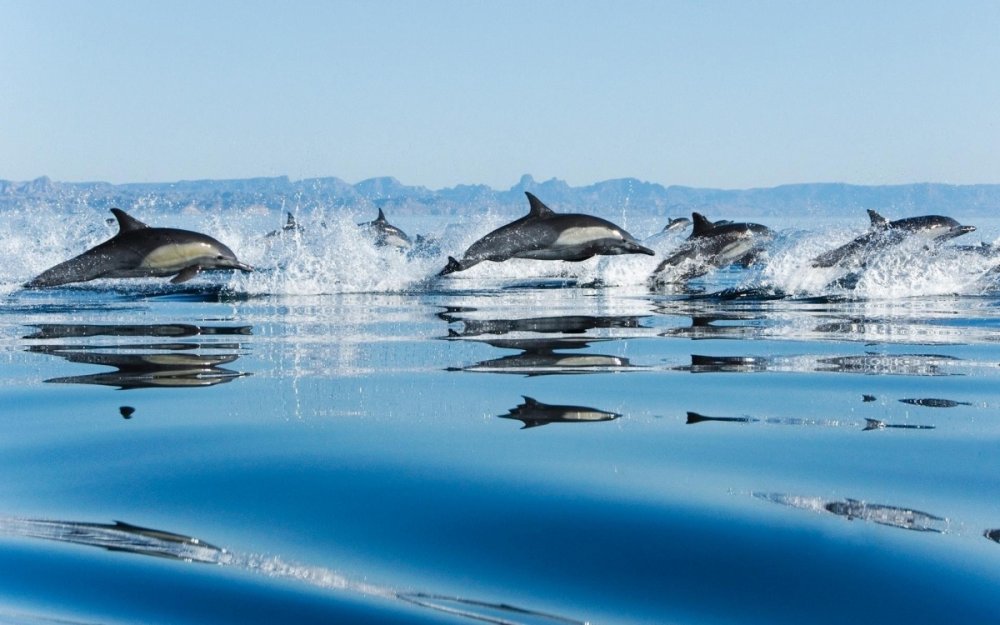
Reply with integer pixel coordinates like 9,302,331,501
0,206,998,624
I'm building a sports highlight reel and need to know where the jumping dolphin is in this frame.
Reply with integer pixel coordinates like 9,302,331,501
25,208,252,288
359,208,412,249
811,209,975,268
265,212,302,238
649,212,773,284
439,192,654,275
662,217,692,232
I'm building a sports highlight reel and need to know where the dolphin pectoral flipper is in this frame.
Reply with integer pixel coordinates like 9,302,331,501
170,266,202,284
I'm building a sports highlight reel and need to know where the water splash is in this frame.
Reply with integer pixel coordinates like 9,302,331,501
3,205,999,299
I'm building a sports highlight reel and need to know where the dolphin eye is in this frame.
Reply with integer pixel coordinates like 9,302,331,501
216,255,225,260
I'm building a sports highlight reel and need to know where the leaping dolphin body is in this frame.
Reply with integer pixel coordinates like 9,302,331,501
649,213,773,284
359,208,412,249
25,208,252,288
811,209,975,268
439,192,654,275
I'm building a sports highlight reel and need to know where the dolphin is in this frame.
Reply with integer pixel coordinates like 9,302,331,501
25,208,252,288
649,212,773,284
359,208,412,249
499,395,621,428
265,212,302,238
439,192,654,275
811,209,975,268
662,217,692,232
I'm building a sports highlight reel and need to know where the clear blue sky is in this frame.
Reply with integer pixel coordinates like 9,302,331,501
2,1,999,190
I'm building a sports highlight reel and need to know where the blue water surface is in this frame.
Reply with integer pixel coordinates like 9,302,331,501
0,207,998,624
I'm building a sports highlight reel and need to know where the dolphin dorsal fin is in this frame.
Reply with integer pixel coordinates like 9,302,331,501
521,395,540,406
110,208,149,232
376,208,387,222
867,209,890,229
691,213,715,236
524,192,555,218
285,212,297,227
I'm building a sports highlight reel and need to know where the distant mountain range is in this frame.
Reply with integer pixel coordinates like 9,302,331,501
2,174,999,219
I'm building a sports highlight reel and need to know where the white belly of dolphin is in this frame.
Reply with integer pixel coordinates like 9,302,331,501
715,239,754,264
552,227,622,247
139,242,214,271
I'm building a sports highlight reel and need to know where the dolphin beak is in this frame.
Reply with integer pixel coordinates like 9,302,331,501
942,225,976,241
233,261,254,273
629,242,656,256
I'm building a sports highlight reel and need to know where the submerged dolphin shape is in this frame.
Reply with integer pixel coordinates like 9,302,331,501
811,209,975,268
439,192,654,275
359,208,412,249
25,208,252,288
649,212,773,284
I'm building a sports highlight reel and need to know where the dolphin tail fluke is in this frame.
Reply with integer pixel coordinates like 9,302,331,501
686,412,709,424
439,256,464,276
24,253,112,288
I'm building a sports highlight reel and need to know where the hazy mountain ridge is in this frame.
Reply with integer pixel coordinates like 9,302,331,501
2,174,998,219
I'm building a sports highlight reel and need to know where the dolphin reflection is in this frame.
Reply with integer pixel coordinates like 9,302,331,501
31,348,249,389
0,516,588,625
24,323,252,340
500,396,621,428
447,337,640,376
755,493,949,533
439,309,645,338
684,410,933,431
25,322,251,390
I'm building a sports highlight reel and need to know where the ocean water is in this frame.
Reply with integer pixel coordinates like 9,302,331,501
0,204,999,624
